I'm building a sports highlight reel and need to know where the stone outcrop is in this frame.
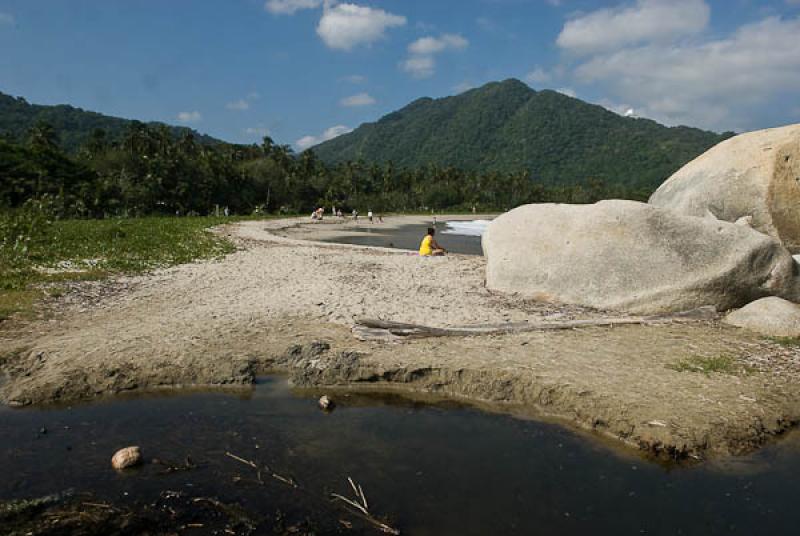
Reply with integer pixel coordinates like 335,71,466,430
482,200,800,314
649,124,800,250
724,297,800,337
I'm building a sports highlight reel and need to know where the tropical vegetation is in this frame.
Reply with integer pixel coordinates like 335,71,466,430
313,79,733,191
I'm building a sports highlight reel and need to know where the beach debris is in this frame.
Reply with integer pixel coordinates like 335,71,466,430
331,477,400,534
646,420,667,427
0,489,74,520
111,446,142,470
152,455,197,474
318,395,335,411
353,307,717,342
225,451,298,488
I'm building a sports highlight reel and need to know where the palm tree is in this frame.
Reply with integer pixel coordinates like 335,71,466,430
27,121,59,153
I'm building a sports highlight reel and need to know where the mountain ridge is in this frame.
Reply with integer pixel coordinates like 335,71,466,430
0,91,222,152
312,79,732,190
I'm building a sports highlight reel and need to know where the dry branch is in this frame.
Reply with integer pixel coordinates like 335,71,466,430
331,477,400,535
352,307,716,341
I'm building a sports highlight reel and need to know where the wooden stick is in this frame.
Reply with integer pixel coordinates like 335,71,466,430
353,307,716,341
331,478,400,535
225,451,257,469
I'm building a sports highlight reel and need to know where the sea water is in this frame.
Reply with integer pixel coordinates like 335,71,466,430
441,219,491,237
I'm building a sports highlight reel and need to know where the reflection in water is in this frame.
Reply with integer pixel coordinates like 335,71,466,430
2,377,800,535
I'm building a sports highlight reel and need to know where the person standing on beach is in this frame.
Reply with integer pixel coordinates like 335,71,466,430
419,227,446,256
368,210,373,223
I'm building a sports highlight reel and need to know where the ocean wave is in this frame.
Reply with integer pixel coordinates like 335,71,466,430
442,220,490,237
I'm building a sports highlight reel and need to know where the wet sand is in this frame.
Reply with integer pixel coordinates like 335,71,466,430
2,216,800,459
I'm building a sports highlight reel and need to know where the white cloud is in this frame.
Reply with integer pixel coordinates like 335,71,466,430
476,17,496,32
317,3,406,51
557,0,710,55
556,87,577,98
245,126,270,137
176,111,202,123
525,67,551,85
226,99,250,111
295,125,352,150
226,92,260,111
340,92,376,107
570,15,800,130
597,98,639,118
402,33,468,79
408,33,468,55
342,74,366,83
400,55,435,79
0,12,14,25
265,0,322,15
453,81,474,93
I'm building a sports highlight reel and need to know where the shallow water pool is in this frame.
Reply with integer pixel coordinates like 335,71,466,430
317,221,485,255
2,377,800,534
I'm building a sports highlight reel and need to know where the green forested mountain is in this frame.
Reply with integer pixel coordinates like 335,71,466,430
0,91,221,152
0,82,733,219
313,79,732,191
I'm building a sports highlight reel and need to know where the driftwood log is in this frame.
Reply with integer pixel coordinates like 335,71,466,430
352,307,717,342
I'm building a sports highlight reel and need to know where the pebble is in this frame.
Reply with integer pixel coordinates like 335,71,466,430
112,446,142,470
318,395,334,411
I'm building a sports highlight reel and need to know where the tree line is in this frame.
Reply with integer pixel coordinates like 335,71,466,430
0,121,654,218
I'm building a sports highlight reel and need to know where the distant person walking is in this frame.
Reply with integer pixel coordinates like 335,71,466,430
368,210,373,223
419,227,446,256
223,206,229,217
352,209,359,222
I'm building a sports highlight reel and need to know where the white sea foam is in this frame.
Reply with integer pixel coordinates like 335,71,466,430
442,220,490,237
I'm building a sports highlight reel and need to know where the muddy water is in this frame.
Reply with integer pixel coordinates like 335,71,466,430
2,377,800,535
317,222,484,255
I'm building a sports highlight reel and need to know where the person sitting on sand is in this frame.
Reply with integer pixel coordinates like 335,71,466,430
419,227,446,256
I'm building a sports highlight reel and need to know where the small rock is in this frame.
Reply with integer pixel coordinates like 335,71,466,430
112,446,142,470
724,297,800,337
318,395,334,411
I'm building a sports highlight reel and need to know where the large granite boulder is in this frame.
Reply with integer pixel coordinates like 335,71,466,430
724,297,800,337
649,124,800,250
482,200,800,314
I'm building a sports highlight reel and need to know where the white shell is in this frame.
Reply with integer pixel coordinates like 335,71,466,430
111,446,142,470
318,395,333,410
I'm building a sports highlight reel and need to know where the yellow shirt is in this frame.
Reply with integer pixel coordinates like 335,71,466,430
419,235,433,256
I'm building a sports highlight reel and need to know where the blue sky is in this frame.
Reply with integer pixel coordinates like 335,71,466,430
1,0,799,149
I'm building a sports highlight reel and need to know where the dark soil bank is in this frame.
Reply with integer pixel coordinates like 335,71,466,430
3,377,800,535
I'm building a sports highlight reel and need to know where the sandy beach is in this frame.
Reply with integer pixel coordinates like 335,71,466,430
2,216,800,460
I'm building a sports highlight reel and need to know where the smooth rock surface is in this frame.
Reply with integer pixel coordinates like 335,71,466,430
111,446,142,470
482,200,800,314
724,297,800,337
649,124,800,249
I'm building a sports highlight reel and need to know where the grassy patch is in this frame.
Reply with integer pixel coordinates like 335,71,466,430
666,355,754,376
0,213,269,320
766,336,800,348
0,288,39,322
